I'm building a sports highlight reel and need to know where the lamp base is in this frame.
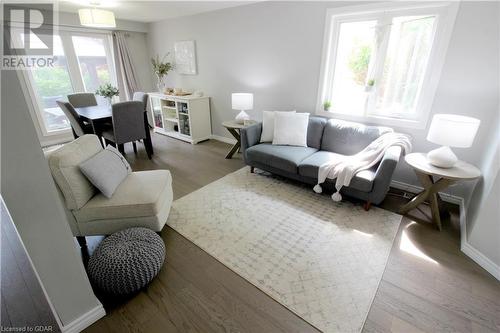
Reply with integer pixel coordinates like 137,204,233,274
235,110,250,124
426,146,458,168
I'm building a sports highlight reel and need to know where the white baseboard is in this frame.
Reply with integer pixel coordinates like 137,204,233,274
390,180,463,205
390,180,499,281
461,242,500,280
211,134,237,145
61,305,106,333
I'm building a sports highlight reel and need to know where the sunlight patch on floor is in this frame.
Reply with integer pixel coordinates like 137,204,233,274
400,222,439,264
353,229,373,237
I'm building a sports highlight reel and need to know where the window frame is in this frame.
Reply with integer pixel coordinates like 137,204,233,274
15,26,116,146
316,2,459,129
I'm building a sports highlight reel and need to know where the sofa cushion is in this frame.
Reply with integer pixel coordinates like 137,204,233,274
307,116,327,149
273,112,309,147
298,151,376,192
260,110,295,142
321,119,392,155
48,135,102,210
73,170,172,223
246,144,317,173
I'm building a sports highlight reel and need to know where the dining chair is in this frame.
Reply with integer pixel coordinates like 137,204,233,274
102,101,153,159
132,92,149,110
56,100,94,139
67,93,98,108
132,92,151,147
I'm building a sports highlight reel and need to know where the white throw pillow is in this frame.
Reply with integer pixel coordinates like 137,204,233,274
79,145,132,198
260,110,295,142
272,112,310,147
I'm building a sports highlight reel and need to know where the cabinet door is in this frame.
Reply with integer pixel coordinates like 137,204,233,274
150,96,163,128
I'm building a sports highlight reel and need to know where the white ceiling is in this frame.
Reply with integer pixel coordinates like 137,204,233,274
57,1,255,23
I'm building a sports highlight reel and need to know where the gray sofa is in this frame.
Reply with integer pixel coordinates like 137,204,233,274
240,116,402,209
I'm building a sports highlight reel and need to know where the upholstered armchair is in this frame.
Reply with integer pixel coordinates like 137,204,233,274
47,135,172,246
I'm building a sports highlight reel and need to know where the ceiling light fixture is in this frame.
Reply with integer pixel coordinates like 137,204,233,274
79,2,116,28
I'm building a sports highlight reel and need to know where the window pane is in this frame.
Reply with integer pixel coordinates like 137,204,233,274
72,36,112,93
373,16,436,118
29,35,73,132
329,20,377,115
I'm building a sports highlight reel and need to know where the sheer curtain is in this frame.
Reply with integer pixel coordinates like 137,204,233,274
112,31,139,101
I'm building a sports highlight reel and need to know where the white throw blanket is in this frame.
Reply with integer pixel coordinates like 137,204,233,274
313,132,412,201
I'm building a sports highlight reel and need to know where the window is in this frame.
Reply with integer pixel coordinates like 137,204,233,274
14,28,116,144
72,35,114,93
28,34,74,132
317,3,458,128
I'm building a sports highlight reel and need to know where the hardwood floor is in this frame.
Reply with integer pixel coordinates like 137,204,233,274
78,133,499,333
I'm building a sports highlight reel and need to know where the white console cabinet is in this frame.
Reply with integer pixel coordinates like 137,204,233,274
148,93,211,144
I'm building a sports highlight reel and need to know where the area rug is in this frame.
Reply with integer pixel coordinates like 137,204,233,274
167,168,402,332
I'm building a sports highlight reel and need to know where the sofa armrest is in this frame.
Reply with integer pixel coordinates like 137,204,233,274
370,145,402,204
240,122,262,153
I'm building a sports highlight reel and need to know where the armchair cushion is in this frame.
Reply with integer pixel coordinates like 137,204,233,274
73,170,172,223
298,151,375,192
48,135,102,210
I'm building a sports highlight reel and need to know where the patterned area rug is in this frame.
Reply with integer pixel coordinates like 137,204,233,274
167,168,402,332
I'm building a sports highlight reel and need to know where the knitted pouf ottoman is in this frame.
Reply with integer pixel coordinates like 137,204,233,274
88,227,165,295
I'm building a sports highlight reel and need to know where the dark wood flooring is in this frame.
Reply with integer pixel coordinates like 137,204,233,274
11,132,496,333
83,134,500,333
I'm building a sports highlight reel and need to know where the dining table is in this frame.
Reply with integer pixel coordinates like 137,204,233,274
74,104,153,155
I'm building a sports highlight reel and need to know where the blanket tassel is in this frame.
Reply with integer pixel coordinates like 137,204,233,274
331,192,342,202
313,184,323,194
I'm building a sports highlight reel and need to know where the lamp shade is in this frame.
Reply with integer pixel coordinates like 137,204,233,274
232,93,253,110
427,114,480,148
79,8,116,28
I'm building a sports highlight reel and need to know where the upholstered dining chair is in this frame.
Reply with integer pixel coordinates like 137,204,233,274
56,100,94,139
132,91,152,132
67,93,98,108
102,101,153,159
133,92,149,110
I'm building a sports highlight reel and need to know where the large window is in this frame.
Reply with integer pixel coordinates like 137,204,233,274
317,3,458,128
72,35,114,93
29,35,74,132
15,28,116,144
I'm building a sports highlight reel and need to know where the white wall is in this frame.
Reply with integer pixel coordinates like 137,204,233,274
466,113,500,270
148,1,498,200
1,70,104,328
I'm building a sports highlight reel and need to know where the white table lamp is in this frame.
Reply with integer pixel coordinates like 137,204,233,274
426,114,480,168
232,93,253,123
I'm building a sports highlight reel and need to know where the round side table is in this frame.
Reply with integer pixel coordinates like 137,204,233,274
222,120,256,159
399,153,481,230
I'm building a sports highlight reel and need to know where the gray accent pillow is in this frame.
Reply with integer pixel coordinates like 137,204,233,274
79,145,132,198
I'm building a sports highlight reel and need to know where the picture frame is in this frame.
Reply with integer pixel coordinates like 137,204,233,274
174,40,197,75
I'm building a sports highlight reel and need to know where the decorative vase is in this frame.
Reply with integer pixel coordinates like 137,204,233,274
156,75,166,92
